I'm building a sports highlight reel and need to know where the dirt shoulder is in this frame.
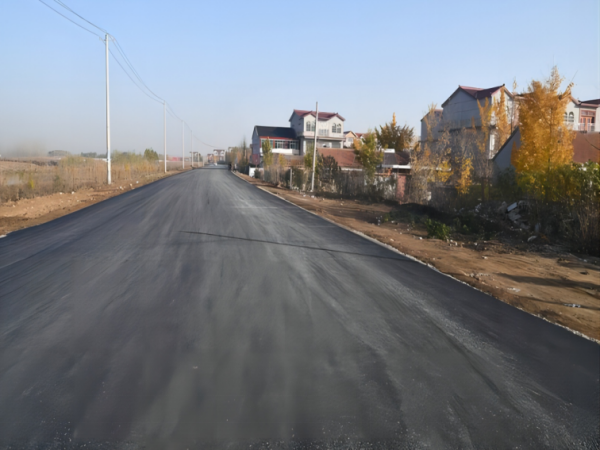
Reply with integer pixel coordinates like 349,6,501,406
237,173,600,343
0,170,189,236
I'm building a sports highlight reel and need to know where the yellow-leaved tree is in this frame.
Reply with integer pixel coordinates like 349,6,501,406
493,88,511,151
473,98,493,199
456,157,473,195
512,66,574,175
409,104,452,203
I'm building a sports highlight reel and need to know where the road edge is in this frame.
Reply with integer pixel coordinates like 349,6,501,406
232,171,599,345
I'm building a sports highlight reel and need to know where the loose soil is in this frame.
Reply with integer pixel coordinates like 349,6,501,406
238,173,600,343
0,170,188,236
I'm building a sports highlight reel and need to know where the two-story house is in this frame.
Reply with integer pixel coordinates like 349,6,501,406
564,97,599,132
421,85,516,158
289,109,345,154
343,131,359,148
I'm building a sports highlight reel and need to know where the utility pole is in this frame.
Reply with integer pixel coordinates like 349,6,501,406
163,101,167,173
190,129,193,167
182,121,185,169
105,34,111,185
311,101,319,192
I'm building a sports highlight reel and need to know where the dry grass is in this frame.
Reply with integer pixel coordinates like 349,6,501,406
0,155,179,202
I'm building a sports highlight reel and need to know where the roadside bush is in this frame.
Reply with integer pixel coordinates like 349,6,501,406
492,167,522,202
517,162,600,255
425,218,451,240
285,166,305,190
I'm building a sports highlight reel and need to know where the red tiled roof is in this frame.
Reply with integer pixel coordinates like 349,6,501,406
317,148,361,168
292,109,346,121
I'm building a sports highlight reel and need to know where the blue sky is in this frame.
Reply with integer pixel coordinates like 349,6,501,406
1,0,599,158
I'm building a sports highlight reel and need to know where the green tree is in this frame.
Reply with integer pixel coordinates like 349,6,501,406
320,155,339,182
304,144,323,176
375,113,414,153
261,139,273,167
144,148,159,161
354,131,383,180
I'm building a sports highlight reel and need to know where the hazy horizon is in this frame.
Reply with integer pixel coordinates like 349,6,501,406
1,0,599,160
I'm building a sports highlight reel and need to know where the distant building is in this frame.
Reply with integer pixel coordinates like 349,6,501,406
343,131,359,148
317,148,362,171
421,85,517,158
289,109,346,153
214,149,225,161
48,150,70,157
251,109,346,165
380,149,411,174
493,125,600,175
250,126,299,165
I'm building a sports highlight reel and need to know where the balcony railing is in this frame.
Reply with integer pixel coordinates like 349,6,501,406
300,130,343,138
574,123,596,132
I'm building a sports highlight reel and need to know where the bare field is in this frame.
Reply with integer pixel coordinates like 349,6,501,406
0,166,189,236
0,157,186,202
237,173,600,342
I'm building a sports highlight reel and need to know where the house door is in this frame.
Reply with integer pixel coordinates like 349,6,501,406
580,116,593,132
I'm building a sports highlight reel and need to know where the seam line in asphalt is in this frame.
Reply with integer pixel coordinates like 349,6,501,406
182,230,416,262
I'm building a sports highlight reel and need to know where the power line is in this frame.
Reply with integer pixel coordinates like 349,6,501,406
38,0,220,151
37,0,102,37
193,135,220,149
108,48,163,104
44,0,164,104
52,0,108,34
111,38,164,102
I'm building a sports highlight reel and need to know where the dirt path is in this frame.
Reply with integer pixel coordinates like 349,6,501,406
237,173,600,342
0,170,188,236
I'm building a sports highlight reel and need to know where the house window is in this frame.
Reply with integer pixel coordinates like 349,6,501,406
564,113,568,123
569,112,574,123
337,124,342,133
332,124,336,133
306,121,315,132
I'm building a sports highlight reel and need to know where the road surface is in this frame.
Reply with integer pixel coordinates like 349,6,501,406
0,167,598,449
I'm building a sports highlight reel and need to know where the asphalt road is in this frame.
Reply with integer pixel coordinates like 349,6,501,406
0,167,598,449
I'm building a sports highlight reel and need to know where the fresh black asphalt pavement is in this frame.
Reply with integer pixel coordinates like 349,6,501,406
0,167,598,449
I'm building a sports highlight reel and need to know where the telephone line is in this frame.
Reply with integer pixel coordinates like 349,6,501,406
108,49,163,104
37,0,101,37
38,0,220,154
111,38,164,102
52,0,108,34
